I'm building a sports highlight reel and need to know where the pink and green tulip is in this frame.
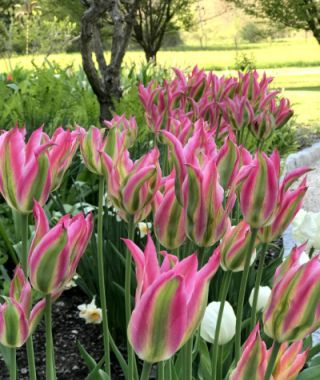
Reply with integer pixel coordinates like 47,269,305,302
124,234,220,363
220,220,258,272
230,324,268,380
263,245,320,342
48,127,80,192
258,168,309,243
100,147,161,223
0,127,52,213
79,125,125,176
28,202,93,294
153,174,186,249
272,340,308,380
220,95,254,132
0,267,45,348
236,150,280,228
216,137,240,189
104,114,138,149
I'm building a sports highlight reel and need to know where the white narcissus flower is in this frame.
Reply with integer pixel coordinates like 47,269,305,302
78,297,102,324
137,222,152,238
292,209,320,250
200,301,236,345
249,286,271,312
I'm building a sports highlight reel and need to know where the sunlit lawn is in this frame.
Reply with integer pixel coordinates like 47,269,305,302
0,38,319,128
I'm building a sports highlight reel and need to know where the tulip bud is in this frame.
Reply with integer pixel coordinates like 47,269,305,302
230,324,268,380
263,249,320,342
216,137,240,189
272,340,308,380
237,151,279,228
154,175,186,249
220,221,257,272
200,301,236,345
0,127,52,213
249,286,271,312
249,111,275,141
49,127,79,191
29,202,93,294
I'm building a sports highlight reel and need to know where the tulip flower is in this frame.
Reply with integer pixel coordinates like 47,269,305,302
28,202,93,295
216,137,241,189
123,234,220,363
236,150,280,228
220,221,257,272
230,324,308,380
100,147,161,223
230,324,268,380
104,114,138,149
249,286,271,312
153,173,186,249
220,95,254,132
200,301,236,345
292,209,320,250
79,125,125,176
0,267,45,348
269,98,294,130
258,168,309,244
249,111,275,142
263,245,320,342
49,127,80,192
0,127,52,213
272,340,308,380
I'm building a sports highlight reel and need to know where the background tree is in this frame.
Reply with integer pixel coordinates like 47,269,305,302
226,0,320,45
14,0,42,54
80,0,139,122
133,0,194,62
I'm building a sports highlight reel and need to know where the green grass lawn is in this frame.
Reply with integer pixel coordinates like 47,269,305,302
0,39,319,129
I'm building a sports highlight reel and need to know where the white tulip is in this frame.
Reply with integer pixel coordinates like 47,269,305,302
292,210,320,250
200,301,236,345
249,286,271,312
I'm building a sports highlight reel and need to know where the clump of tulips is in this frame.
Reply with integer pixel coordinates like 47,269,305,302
0,67,317,380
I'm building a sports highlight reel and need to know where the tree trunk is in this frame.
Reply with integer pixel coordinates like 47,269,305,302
145,50,157,63
80,0,139,124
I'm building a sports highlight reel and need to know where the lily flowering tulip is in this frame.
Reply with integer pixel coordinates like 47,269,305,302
28,202,93,295
0,127,52,213
230,324,308,380
49,127,80,192
153,173,186,249
236,150,280,228
220,221,258,272
0,266,45,348
230,324,268,380
220,95,254,132
216,137,241,189
272,340,308,380
258,167,309,243
79,125,125,176
104,114,138,149
263,244,320,342
100,147,161,223
123,235,220,363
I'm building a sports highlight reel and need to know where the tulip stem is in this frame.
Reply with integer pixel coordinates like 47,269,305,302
250,243,268,330
263,341,281,380
45,295,55,380
158,361,165,380
183,336,193,380
235,228,258,363
140,362,152,380
211,271,232,380
19,213,37,380
126,215,136,380
97,176,111,375
10,348,16,380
